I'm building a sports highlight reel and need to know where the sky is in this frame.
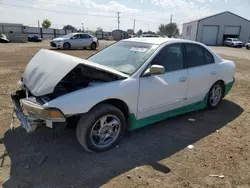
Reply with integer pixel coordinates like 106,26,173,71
0,0,250,33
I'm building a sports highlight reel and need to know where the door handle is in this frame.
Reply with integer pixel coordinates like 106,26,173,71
211,71,217,75
179,77,187,82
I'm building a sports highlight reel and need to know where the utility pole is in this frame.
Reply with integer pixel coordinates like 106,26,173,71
81,23,84,32
38,20,40,28
170,14,173,24
133,19,135,33
117,11,121,30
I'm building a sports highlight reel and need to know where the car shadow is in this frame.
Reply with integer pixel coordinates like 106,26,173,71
1,100,243,188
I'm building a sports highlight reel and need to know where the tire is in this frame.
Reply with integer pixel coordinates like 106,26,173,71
63,42,71,50
246,45,250,50
231,43,234,48
207,82,224,109
90,42,97,50
76,104,126,152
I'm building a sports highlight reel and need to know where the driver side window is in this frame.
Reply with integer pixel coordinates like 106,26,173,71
151,44,184,72
72,34,80,39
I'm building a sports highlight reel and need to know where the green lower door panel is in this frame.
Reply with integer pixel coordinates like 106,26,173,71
128,78,235,131
129,97,207,131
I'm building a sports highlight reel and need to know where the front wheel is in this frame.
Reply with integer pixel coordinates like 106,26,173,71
246,45,250,50
63,42,71,50
76,104,126,152
208,82,223,109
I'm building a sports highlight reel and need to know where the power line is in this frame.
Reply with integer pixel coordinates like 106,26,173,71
0,2,116,18
18,0,90,10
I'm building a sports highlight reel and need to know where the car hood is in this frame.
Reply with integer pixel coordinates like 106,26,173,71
22,49,129,96
52,37,66,41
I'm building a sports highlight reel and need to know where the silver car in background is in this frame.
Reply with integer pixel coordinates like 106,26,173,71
50,33,98,50
223,38,243,48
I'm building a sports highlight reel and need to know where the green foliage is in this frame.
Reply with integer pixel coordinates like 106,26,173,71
63,25,77,31
158,23,179,37
137,29,143,35
42,19,52,28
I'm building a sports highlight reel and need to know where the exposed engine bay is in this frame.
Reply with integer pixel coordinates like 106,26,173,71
43,64,123,100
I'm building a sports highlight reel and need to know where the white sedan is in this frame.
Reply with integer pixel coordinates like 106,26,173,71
50,33,98,50
12,38,235,152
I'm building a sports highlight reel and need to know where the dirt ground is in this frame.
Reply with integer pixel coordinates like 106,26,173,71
0,41,249,188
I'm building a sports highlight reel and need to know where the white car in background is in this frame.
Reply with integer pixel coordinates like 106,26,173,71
50,33,98,50
223,38,243,48
12,38,235,152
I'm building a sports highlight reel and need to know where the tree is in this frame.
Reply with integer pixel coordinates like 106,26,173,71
137,29,143,35
63,25,77,31
142,31,156,35
158,23,179,37
42,19,52,28
96,27,103,31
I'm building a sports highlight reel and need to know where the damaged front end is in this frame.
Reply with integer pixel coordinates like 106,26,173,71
11,89,66,133
11,49,128,132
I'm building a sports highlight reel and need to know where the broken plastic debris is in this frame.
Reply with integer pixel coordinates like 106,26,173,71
188,118,195,122
187,145,194,149
209,174,225,178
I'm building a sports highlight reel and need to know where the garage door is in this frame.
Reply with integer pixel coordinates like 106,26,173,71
201,26,219,45
224,26,240,35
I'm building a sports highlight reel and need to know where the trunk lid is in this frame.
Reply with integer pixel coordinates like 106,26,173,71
22,49,128,96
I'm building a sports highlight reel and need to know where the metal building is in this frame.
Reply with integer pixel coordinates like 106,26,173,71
112,29,128,41
182,11,250,45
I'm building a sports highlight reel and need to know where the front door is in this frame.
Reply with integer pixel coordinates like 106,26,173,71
71,34,83,48
138,43,189,119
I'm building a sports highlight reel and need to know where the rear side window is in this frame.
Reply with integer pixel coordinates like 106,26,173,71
185,43,204,68
203,48,214,64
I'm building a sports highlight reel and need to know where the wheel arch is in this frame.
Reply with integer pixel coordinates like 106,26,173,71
210,79,226,97
91,98,130,124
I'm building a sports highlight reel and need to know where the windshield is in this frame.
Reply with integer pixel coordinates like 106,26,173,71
232,38,239,41
62,33,76,38
88,41,158,75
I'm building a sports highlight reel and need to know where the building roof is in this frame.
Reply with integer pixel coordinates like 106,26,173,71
183,11,250,25
0,23,24,26
123,37,196,45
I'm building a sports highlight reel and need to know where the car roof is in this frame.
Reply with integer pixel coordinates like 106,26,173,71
72,32,89,35
122,37,201,45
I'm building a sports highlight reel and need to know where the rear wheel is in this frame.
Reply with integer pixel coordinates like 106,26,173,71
63,42,71,50
76,104,126,152
208,82,223,109
246,45,250,50
90,42,97,50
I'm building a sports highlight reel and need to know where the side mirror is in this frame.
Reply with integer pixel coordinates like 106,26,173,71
143,65,165,76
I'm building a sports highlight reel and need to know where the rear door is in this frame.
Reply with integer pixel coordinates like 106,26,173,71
81,34,93,47
184,43,218,105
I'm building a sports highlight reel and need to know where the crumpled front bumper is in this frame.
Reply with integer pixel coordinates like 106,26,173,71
11,91,66,133
11,93,34,132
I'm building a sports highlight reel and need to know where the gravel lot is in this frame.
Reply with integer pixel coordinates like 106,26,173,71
0,41,250,188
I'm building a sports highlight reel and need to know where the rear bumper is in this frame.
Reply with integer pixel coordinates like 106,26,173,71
224,78,235,97
11,91,66,132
